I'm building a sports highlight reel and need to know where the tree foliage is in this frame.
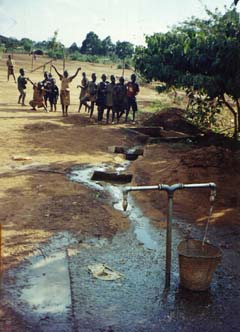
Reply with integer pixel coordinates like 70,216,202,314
115,41,134,59
79,33,133,58
80,31,102,55
134,7,240,138
69,42,79,53
100,36,115,55
0,30,135,63
47,30,64,51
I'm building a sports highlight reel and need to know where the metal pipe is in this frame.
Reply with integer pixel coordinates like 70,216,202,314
123,182,216,194
123,185,159,192
166,195,173,288
122,182,217,289
183,182,216,190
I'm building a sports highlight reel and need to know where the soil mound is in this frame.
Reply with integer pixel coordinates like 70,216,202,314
142,108,202,135
181,145,236,168
62,114,94,126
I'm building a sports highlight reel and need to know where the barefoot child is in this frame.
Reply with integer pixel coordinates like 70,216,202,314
28,78,48,111
6,55,16,82
77,72,88,112
52,65,81,116
49,79,59,112
17,68,27,106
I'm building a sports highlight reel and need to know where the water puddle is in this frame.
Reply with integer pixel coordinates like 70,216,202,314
21,251,70,314
5,232,77,330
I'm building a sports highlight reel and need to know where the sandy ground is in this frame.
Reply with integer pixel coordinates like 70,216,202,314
0,54,240,331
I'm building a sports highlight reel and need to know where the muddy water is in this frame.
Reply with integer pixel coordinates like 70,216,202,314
70,163,160,250
66,162,240,332
3,163,240,332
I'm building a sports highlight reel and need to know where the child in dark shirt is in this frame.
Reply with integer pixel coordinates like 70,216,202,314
125,74,140,123
49,79,59,112
17,68,28,106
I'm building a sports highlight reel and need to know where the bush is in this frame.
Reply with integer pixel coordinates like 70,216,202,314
68,52,101,63
47,49,64,59
117,62,132,70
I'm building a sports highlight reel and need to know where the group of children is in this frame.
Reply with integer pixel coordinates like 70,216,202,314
12,57,140,123
17,68,59,112
76,71,140,124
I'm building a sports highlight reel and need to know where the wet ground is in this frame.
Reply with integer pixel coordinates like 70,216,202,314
2,162,240,332
1,54,240,332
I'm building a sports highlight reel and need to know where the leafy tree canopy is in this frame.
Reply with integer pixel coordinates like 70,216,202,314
115,41,134,59
100,36,115,55
134,7,240,138
69,42,79,53
80,31,102,55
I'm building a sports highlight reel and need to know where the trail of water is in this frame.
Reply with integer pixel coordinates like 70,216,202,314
69,163,159,250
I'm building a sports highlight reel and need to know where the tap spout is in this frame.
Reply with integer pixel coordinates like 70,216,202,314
122,188,130,211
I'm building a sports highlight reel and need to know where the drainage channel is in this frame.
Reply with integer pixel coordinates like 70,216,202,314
69,162,161,250
64,162,184,332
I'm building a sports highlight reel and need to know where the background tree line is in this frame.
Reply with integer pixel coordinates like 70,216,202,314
0,31,134,65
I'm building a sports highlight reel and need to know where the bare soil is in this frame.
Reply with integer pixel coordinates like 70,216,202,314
0,54,239,331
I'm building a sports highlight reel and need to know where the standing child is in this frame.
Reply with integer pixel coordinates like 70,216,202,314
96,74,108,123
42,71,52,107
52,65,81,116
81,73,97,117
105,75,115,124
112,76,127,123
49,79,59,112
125,74,140,124
77,72,89,112
6,55,16,83
17,68,27,106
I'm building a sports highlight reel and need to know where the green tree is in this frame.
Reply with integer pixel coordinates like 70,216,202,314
69,42,79,53
134,7,240,138
21,38,33,52
80,31,102,55
115,41,134,59
47,30,65,59
5,37,19,52
100,36,115,55
34,40,48,50
47,31,64,51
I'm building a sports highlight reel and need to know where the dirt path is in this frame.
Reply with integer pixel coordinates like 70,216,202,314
0,54,240,332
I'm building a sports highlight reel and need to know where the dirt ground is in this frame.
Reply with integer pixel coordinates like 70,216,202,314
0,54,240,331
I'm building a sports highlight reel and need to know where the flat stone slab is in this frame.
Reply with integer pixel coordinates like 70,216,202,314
108,146,144,161
91,170,133,183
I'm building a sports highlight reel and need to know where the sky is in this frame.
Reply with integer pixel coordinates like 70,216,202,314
0,0,237,47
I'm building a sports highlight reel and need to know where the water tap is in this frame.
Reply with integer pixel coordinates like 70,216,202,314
122,190,128,211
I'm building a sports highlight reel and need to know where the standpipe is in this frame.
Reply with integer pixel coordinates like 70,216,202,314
122,182,216,289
